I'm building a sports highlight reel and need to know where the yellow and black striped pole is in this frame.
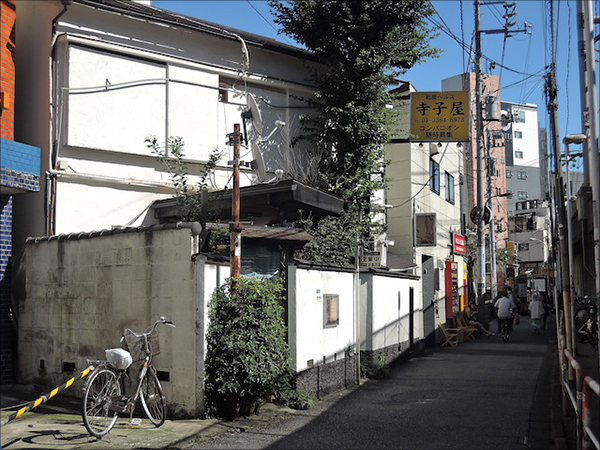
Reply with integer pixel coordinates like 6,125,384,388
0,365,93,426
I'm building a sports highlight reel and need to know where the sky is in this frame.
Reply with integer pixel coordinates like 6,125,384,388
153,0,594,173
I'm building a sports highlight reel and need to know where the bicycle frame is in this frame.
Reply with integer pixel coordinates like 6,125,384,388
81,316,174,438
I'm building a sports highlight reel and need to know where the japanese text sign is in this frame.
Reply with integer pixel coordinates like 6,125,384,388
410,91,470,142
452,233,466,255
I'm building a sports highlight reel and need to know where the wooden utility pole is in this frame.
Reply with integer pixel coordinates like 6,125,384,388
229,124,243,283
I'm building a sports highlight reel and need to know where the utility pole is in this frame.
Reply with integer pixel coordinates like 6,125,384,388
474,0,529,325
545,68,574,371
475,0,487,319
564,134,587,356
228,124,243,287
577,0,600,354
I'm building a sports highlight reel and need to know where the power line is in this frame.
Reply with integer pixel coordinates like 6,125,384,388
428,10,542,78
244,1,294,46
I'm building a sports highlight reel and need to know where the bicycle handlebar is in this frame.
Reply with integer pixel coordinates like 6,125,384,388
120,316,176,342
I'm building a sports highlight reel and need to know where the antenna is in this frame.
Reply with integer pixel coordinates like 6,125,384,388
250,141,267,182
244,94,264,135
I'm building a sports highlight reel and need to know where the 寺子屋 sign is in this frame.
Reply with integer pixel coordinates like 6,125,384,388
410,91,470,142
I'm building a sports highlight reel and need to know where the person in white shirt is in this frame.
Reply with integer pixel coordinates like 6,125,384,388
494,291,516,341
529,293,544,335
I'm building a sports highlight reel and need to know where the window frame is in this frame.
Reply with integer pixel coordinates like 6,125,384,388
323,294,340,328
445,171,455,204
430,158,440,195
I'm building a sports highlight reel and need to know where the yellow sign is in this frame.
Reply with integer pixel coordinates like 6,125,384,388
410,91,470,142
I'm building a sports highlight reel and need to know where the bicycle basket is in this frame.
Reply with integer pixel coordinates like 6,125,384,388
124,330,160,362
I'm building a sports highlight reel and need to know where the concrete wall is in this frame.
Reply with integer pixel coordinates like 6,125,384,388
20,227,424,412
20,226,204,417
288,263,421,397
363,272,420,356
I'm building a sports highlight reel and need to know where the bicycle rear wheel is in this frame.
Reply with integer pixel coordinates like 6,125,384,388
140,367,166,427
81,367,122,438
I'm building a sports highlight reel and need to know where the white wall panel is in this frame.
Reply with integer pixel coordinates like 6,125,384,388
67,46,166,154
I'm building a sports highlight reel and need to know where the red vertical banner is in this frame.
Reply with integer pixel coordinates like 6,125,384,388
445,260,459,320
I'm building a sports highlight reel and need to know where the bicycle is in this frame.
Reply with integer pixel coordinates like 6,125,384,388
498,311,515,342
81,316,175,438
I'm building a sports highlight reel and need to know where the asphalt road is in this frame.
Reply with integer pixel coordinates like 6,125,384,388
176,316,562,450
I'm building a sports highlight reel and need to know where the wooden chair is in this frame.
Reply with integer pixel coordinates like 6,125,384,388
456,311,478,340
440,323,459,347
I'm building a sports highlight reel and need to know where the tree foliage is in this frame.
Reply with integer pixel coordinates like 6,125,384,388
146,136,223,222
270,0,439,262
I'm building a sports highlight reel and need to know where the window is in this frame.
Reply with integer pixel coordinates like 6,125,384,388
323,294,339,327
517,171,527,180
515,151,523,159
514,131,523,139
416,213,436,246
513,109,526,123
430,159,440,194
445,172,455,204
518,243,530,252
518,191,528,200
506,170,512,178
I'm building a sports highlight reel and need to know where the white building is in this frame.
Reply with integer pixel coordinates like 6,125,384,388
501,101,544,215
385,81,465,342
14,0,319,248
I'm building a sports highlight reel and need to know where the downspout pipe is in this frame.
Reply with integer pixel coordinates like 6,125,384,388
48,0,71,235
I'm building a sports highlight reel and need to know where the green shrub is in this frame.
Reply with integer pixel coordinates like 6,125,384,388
361,354,390,380
276,389,316,410
204,277,294,419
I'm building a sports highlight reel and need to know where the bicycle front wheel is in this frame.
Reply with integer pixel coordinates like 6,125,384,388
140,367,166,427
81,367,122,438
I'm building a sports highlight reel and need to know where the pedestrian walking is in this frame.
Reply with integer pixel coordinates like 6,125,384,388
529,293,544,334
495,290,516,342
506,287,516,331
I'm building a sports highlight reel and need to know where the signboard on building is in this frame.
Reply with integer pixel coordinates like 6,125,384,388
360,251,381,268
410,91,470,142
452,233,466,255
